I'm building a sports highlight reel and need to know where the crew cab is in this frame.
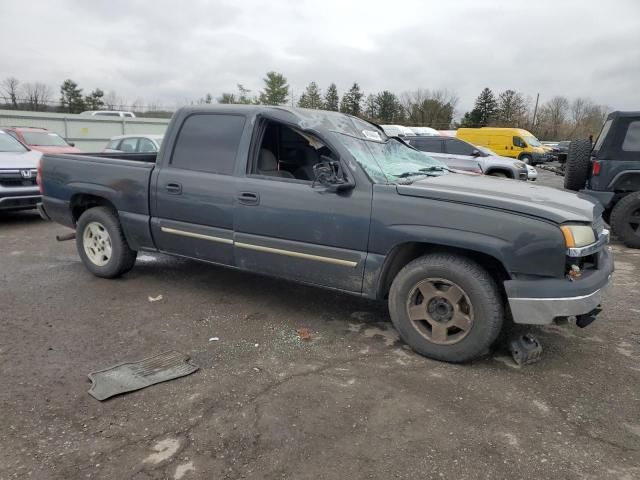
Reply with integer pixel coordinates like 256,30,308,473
37,106,614,363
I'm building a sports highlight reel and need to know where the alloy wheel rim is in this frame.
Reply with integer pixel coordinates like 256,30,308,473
406,278,474,345
83,221,112,266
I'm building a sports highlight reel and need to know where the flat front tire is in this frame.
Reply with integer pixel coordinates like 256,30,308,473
76,207,137,278
388,254,504,363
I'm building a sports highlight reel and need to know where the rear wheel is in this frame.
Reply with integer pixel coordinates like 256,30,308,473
388,254,504,363
564,139,592,191
610,192,640,248
76,207,137,278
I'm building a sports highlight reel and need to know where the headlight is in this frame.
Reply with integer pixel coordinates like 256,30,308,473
560,224,596,248
514,162,526,168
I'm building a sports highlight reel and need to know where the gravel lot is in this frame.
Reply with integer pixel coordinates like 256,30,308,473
1,169,638,480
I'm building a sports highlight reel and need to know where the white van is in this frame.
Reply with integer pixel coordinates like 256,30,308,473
81,110,136,118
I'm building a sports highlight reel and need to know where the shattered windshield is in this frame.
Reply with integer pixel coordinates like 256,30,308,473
338,134,448,183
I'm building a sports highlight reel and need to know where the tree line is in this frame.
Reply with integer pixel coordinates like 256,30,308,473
460,87,608,139
1,73,609,139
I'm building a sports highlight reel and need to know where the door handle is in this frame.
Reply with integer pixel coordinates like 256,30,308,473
237,191,260,205
166,183,182,194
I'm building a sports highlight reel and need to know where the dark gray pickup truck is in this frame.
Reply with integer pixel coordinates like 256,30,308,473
38,105,614,362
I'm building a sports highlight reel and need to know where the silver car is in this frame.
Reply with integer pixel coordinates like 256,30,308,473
0,130,42,212
406,136,529,180
103,134,164,153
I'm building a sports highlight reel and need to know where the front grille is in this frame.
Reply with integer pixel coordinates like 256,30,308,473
0,178,37,187
0,169,37,187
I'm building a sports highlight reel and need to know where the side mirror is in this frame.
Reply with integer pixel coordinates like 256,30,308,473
67,141,75,147
312,156,354,192
471,149,481,157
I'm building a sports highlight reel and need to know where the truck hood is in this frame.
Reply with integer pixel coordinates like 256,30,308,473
396,174,601,223
0,150,42,169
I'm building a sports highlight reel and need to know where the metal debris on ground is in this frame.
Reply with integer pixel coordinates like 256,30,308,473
148,294,163,302
297,328,312,341
208,337,219,342
87,350,199,401
509,334,543,366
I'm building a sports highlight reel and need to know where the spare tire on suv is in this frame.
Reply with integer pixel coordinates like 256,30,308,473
564,139,592,191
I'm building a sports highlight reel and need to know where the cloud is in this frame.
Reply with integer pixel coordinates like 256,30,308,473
1,0,639,113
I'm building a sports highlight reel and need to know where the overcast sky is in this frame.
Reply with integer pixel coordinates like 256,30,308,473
2,0,639,114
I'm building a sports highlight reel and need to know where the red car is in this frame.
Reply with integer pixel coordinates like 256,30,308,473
2,127,81,154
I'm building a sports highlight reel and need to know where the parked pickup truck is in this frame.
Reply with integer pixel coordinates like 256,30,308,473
38,106,614,363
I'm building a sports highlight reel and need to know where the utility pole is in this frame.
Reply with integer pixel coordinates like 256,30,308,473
531,93,540,130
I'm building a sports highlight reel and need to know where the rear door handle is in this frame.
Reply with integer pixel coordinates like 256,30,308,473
166,183,182,194
237,191,260,206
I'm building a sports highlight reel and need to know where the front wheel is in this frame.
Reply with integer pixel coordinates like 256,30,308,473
76,206,137,278
388,254,504,363
520,155,533,165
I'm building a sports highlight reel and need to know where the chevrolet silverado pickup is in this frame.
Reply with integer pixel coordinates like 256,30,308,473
37,105,614,363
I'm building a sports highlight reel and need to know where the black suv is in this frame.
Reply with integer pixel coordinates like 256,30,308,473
564,111,640,247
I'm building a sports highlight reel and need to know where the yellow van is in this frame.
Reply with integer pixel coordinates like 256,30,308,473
456,128,549,165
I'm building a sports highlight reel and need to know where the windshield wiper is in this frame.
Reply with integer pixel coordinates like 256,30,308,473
420,166,455,173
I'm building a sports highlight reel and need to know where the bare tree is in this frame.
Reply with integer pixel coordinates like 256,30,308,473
400,89,458,128
23,82,52,111
538,96,569,139
2,77,21,108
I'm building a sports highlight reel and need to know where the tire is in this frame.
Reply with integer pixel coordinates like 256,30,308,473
610,192,640,248
489,171,508,178
76,206,137,278
564,139,592,191
520,154,533,165
388,253,504,363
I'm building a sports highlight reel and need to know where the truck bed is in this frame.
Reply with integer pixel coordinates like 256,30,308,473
40,152,156,231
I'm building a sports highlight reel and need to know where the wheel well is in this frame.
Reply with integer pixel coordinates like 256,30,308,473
70,194,117,224
377,242,510,300
486,168,513,178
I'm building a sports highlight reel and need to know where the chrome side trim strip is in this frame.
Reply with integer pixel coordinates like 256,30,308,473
160,226,233,245
235,242,358,267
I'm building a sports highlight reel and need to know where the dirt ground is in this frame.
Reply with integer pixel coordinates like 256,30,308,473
1,169,638,479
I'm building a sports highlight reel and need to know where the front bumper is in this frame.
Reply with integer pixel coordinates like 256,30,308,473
505,242,614,325
0,194,41,211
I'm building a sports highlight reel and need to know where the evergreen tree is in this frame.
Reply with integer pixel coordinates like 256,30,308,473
376,90,401,123
497,89,527,126
324,83,339,111
473,87,498,125
298,82,322,109
459,108,483,128
258,71,289,105
339,82,363,116
60,79,85,113
84,88,105,110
